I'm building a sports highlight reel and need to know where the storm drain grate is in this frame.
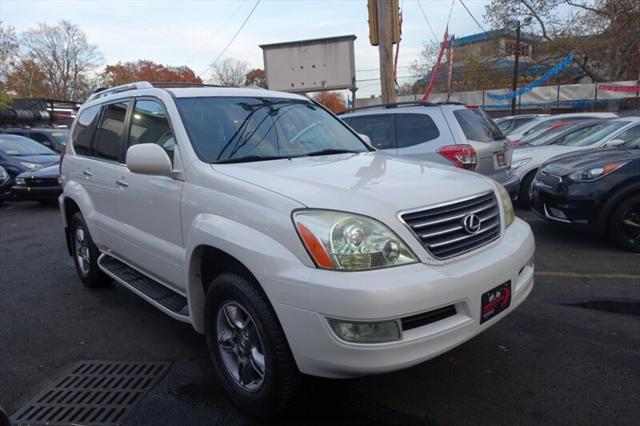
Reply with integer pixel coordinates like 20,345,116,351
11,361,170,426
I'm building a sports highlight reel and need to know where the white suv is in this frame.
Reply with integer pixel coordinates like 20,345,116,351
59,82,535,417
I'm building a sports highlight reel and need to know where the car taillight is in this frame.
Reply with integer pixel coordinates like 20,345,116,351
437,145,477,170
511,140,524,148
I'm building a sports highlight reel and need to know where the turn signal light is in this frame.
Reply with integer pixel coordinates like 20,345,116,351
437,145,477,170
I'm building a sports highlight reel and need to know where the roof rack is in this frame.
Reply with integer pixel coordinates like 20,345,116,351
88,82,154,102
86,81,257,103
150,81,225,89
338,101,437,115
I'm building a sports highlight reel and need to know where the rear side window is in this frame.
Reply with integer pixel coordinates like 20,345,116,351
72,105,101,156
454,109,504,142
396,114,440,148
128,99,175,164
94,101,129,162
343,115,395,149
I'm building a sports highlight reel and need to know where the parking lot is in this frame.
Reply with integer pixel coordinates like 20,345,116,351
0,200,638,425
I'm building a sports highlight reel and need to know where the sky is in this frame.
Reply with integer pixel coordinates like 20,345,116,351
1,0,492,97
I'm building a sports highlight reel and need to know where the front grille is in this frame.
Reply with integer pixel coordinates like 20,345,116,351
538,170,562,189
400,191,501,259
25,177,59,187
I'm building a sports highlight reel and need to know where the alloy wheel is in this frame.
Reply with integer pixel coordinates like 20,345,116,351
216,301,266,392
621,204,640,247
74,227,91,276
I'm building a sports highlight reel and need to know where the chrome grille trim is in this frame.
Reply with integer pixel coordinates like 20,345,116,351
399,191,502,260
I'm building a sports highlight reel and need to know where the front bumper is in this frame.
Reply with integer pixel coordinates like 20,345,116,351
261,218,535,378
530,176,600,228
12,186,62,201
498,172,520,200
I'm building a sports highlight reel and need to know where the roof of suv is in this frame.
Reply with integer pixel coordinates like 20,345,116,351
340,103,468,118
84,82,308,107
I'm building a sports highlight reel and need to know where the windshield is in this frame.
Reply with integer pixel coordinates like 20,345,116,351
522,123,595,147
175,97,369,163
0,135,57,156
560,121,630,147
454,109,504,142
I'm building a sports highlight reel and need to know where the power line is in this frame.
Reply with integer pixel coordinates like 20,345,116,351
416,0,438,42
459,0,487,33
186,0,249,66
200,0,261,77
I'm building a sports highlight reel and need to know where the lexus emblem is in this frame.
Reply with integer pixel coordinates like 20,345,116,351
462,213,482,234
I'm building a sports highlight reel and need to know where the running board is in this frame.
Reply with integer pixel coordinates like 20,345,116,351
98,254,190,322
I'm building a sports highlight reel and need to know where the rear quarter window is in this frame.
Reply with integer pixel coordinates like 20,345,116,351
454,109,504,142
395,114,440,148
72,105,101,156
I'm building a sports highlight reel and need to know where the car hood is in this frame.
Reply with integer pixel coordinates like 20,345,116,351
542,147,640,176
214,152,496,214
13,154,60,165
17,163,60,178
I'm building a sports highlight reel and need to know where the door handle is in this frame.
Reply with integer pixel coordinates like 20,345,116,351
82,170,92,177
115,180,128,188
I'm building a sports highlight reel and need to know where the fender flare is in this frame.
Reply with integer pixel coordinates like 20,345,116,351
184,213,305,333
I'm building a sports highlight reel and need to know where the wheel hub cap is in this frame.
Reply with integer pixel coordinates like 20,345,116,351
74,227,90,275
216,302,266,392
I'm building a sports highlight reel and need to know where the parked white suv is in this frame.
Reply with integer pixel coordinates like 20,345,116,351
59,82,535,417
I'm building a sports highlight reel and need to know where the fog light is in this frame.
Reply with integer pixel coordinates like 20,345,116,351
328,319,401,343
549,207,567,220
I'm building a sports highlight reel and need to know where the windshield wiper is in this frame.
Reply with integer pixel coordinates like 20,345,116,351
215,155,291,164
303,149,362,157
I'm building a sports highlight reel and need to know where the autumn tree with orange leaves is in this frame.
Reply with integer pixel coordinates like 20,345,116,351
311,91,346,113
100,60,202,87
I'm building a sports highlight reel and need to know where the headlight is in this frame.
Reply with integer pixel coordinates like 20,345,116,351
293,210,417,271
19,161,39,169
0,169,7,180
568,162,627,182
15,177,26,185
511,157,532,170
497,185,514,228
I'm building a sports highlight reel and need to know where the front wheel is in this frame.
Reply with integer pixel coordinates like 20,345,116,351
518,170,537,208
69,212,111,287
608,194,640,252
204,273,303,417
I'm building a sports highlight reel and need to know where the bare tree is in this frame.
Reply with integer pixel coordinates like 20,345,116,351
21,20,103,99
0,22,19,83
210,58,250,87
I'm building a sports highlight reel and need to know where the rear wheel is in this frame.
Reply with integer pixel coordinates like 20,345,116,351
518,170,537,208
608,194,640,252
204,273,303,417
69,212,111,287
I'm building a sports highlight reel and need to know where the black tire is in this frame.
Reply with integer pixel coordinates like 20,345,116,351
518,170,537,208
69,212,111,287
204,272,303,417
608,194,640,252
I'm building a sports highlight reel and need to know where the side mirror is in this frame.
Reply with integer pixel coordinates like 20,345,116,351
126,144,172,176
604,138,626,147
358,133,373,147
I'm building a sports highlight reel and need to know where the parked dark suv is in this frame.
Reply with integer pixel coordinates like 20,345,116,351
531,137,640,252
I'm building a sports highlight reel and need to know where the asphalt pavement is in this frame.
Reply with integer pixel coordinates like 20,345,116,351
0,201,638,425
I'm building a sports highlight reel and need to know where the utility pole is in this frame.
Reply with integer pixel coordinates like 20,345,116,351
510,20,521,116
376,0,396,105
